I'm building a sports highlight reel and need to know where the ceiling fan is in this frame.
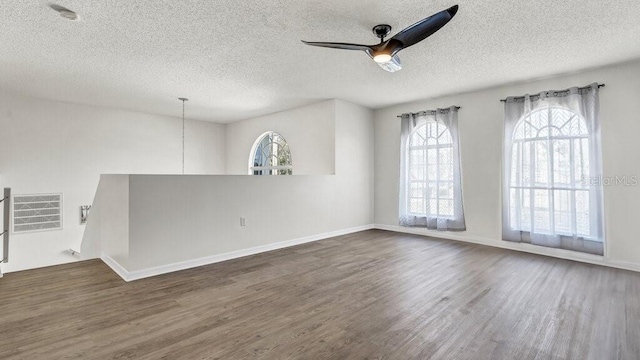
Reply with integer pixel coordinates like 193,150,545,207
302,5,458,73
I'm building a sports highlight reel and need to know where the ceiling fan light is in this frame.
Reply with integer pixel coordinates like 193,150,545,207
377,55,402,72
373,53,392,63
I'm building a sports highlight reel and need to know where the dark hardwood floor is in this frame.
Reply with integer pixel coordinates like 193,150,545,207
1,230,639,359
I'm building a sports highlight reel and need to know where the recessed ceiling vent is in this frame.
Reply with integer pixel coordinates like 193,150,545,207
12,194,63,233
49,4,79,21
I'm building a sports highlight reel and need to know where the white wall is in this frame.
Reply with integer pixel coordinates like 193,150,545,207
225,100,335,175
83,99,374,277
0,93,226,272
335,99,375,228
374,60,640,269
81,175,130,268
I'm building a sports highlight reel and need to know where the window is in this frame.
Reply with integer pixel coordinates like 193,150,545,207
399,108,465,231
249,131,292,175
408,121,454,217
503,84,604,255
509,107,591,236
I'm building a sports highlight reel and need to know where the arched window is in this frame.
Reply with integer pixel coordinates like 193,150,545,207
508,107,592,237
503,84,604,254
399,108,465,231
249,131,292,175
408,121,454,217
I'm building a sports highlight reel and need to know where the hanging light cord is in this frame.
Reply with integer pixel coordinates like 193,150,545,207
182,100,185,174
178,97,188,174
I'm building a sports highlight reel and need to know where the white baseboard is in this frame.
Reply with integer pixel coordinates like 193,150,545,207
101,222,640,281
374,224,640,273
101,224,375,282
100,253,130,281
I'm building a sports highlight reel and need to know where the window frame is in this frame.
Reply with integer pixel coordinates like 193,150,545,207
248,131,293,175
507,105,597,241
406,119,456,219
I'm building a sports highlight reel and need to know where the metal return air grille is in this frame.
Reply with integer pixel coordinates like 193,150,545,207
13,194,62,233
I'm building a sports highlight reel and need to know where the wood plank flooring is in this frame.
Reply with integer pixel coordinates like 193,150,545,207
1,230,639,359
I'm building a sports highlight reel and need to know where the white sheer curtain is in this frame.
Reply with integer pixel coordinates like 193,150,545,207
502,83,604,255
399,107,465,231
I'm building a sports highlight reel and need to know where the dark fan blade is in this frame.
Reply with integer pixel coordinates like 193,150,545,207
301,41,373,52
391,5,458,50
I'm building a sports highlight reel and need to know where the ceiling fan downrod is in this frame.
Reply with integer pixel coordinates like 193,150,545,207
372,24,392,43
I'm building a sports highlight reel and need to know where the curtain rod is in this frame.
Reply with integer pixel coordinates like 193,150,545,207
500,83,605,103
396,106,461,118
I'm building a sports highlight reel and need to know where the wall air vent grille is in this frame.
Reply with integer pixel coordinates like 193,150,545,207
12,194,62,233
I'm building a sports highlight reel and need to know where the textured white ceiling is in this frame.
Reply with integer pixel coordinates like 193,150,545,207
1,0,640,122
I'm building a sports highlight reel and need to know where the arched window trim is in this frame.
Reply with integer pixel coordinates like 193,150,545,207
511,105,589,141
248,131,293,175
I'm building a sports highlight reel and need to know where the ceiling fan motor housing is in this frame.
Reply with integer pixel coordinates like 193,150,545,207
372,24,392,40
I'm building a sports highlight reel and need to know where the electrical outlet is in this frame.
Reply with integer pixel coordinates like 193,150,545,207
240,217,246,226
